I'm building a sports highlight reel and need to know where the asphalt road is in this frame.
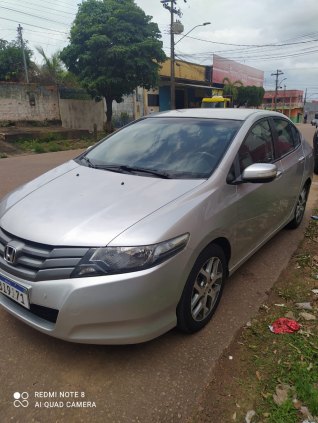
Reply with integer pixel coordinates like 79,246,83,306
0,124,317,423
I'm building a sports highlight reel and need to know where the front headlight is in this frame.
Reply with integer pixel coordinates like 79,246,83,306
71,233,190,278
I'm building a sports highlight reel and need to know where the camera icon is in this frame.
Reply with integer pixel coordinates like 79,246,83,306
13,392,29,408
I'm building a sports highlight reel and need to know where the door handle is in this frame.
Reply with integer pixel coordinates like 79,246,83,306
298,156,305,163
276,170,283,178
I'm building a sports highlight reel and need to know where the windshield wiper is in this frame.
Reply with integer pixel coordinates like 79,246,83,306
80,156,96,168
121,165,171,179
92,164,171,179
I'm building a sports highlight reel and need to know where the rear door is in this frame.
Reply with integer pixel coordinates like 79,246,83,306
270,118,304,219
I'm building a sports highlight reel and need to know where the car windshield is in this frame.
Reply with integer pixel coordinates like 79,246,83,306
83,117,242,179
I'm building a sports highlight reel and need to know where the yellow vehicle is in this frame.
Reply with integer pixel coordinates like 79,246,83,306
201,95,231,108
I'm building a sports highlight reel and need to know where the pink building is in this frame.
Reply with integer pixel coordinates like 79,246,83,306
262,90,304,123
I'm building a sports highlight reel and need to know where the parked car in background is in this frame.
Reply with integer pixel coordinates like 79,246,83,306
310,118,318,128
0,109,313,344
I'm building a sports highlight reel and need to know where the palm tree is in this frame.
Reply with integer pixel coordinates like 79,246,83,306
222,77,243,106
35,46,65,84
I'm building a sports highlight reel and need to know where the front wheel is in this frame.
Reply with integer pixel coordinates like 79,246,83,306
286,186,308,229
177,244,227,333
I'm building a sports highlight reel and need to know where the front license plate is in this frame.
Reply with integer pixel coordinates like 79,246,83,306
0,274,30,309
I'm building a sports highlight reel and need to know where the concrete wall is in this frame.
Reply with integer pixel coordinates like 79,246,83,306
0,82,60,121
59,98,106,131
0,82,147,130
112,87,146,124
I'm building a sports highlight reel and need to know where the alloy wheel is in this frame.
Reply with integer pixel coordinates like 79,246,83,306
190,256,223,322
295,188,307,224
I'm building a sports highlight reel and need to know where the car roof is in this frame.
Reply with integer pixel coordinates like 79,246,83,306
148,108,287,121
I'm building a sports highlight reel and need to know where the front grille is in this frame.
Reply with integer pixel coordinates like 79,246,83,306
0,227,89,281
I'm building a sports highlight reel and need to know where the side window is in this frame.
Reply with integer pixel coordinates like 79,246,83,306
238,120,274,174
272,118,296,158
291,125,301,147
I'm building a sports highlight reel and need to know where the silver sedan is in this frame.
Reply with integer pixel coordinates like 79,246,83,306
0,109,313,344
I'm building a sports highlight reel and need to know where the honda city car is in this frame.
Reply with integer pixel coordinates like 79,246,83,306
0,109,313,344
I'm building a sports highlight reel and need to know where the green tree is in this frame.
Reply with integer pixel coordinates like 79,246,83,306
236,85,265,108
60,0,166,131
0,38,32,82
222,77,243,105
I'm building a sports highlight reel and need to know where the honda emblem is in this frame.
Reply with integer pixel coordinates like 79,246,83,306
4,244,17,264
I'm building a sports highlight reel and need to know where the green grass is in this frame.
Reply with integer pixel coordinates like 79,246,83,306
16,137,93,154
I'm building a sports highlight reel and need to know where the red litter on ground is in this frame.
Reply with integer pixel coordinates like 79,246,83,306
269,318,301,334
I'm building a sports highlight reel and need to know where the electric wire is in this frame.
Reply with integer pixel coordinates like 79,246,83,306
2,0,77,17
0,6,71,27
0,16,69,34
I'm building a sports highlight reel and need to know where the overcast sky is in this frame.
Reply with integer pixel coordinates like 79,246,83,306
1,0,318,100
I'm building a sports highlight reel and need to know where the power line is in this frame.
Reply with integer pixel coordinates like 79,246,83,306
23,29,68,39
184,34,318,48
175,45,318,62
0,5,70,26
0,16,69,34
47,0,78,9
3,0,77,17
19,0,79,11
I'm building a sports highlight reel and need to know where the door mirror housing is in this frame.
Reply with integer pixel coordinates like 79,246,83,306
242,163,278,183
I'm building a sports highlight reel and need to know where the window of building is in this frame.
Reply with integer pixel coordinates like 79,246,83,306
147,94,159,107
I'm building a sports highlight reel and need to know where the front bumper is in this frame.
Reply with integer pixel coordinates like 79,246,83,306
0,252,191,344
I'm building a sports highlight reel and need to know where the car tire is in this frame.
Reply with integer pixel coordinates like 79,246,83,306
286,185,308,229
177,244,227,333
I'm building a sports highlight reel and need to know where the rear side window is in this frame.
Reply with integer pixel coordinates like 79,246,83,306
238,119,274,174
291,125,301,147
272,118,299,158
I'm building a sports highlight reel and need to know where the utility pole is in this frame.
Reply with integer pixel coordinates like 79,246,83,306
271,69,283,111
303,88,307,123
161,0,186,110
303,88,307,108
170,1,175,110
17,24,29,83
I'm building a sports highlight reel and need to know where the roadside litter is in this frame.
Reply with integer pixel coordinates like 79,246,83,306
245,410,256,423
269,318,301,334
296,302,313,310
299,312,316,321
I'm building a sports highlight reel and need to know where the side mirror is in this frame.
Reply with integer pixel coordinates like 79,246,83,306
242,163,278,183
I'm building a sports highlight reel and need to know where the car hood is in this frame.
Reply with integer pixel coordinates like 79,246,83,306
0,161,203,246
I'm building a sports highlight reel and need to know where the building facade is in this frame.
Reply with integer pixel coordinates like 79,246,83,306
262,90,304,123
304,101,318,123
